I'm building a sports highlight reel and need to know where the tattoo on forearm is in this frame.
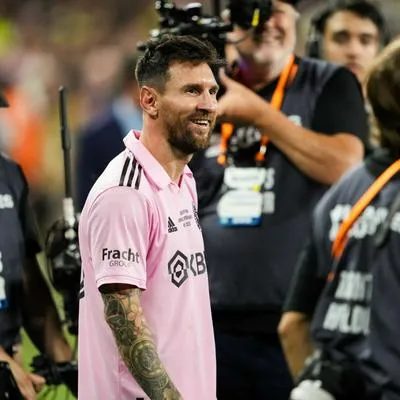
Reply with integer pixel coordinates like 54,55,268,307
102,289,181,400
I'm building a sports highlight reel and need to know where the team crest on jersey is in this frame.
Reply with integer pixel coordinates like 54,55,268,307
168,250,206,288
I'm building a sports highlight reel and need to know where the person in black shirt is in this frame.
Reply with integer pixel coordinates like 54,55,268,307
0,92,73,400
190,0,368,399
306,0,389,150
279,38,400,400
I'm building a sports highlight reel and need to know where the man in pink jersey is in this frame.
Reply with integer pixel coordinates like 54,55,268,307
78,35,221,400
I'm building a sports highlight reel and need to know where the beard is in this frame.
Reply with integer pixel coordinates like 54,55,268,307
166,113,215,155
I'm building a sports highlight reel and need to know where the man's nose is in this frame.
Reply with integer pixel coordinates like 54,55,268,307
346,38,363,57
197,93,217,112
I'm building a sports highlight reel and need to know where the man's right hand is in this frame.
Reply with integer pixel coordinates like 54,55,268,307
4,356,45,400
0,347,46,400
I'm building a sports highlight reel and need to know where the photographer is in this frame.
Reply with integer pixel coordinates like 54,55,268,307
188,0,368,398
0,92,74,400
279,37,400,400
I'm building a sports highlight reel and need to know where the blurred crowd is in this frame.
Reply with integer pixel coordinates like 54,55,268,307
0,0,157,229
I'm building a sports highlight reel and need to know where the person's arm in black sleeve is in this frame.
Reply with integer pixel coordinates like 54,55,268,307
311,67,369,140
278,236,326,381
217,66,367,184
16,169,75,388
75,131,96,211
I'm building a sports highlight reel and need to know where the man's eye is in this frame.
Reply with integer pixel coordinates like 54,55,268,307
187,88,200,94
360,36,375,46
333,33,349,44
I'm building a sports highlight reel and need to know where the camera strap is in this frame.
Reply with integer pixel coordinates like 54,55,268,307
217,53,298,166
331,159,400,262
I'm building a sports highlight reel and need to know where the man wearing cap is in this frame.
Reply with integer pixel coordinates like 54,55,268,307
190,0,369,398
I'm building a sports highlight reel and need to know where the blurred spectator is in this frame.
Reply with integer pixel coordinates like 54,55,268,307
305,0,389,84
305,0,390,149
75,52,142,210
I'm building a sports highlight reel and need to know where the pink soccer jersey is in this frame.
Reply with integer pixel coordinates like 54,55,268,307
78,131,216,400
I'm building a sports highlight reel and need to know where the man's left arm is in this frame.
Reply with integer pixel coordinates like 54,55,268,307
20,255,73,363
17,167,73,363
218,68,368,185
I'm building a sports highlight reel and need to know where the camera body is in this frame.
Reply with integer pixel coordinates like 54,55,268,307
0,357,78,400
0,362,22,400
138,0,273,55
45,216,81,335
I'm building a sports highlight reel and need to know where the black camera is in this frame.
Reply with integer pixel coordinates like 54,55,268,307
0,357,78,400
45,214,80,336
138,0,273,55
0,362,22,400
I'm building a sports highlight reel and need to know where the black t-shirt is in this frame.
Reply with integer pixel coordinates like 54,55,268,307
191,57,368,333
284,148,400,398
0,154,41,352
284,149,400,316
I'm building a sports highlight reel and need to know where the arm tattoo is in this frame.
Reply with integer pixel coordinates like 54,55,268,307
102,288,181,400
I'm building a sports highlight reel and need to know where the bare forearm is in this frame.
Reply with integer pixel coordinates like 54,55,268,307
102,290,181,400
256,106,364,185
278,313,314,381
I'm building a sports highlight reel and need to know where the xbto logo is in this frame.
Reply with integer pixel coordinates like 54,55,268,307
168,250,206,288
102,248,140,267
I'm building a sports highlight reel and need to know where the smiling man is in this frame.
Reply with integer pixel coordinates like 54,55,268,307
78,35,221,400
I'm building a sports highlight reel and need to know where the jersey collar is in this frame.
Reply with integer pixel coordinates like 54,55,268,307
123,130,193,189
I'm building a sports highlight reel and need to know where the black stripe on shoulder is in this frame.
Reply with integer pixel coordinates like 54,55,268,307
135,164,142,190
119,156,131,186
126,157,137,187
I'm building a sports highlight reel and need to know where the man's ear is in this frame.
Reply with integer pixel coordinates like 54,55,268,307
140,86,159,119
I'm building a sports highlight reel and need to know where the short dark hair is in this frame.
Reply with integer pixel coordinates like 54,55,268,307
366,39,400,154
135,35,223,92
315,0,387,43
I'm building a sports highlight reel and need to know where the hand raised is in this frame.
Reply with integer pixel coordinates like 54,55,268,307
217,69,265,126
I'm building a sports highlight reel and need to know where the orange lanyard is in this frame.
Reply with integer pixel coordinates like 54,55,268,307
217,54,298,166
330,159,400,268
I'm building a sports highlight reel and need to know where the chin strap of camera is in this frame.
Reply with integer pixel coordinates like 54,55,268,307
330,159,400,280
217,53,298,166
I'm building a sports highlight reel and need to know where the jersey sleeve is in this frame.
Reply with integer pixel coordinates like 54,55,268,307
87,186,152,290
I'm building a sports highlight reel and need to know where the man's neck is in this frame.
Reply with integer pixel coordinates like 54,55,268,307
139,128,191,185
